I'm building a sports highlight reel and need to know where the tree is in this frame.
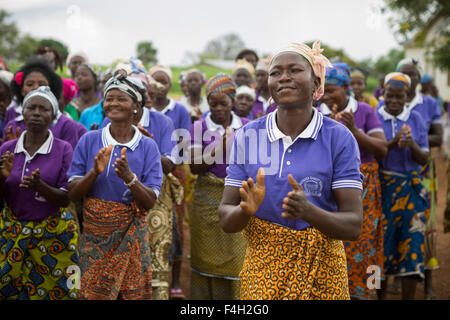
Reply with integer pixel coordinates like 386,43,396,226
39,38,69,61
136,41,158,65
372,48,405,77
15,34,41,61
200,33,246,60
382,0,450,69
0,9,19,59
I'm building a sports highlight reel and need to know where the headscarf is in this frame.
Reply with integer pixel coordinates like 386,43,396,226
350,69,366,80
23,86,59,116
384,72,411,90
205,73,236,99
395,58,422,76
149,64,173,83
78,63,97,79
0,70,13,86
271,41,332,100
255,56,271,73
236,85,256,101
185,68,207,84
325,62,351,86
104,71,145,104
62,78,79,102
232,59,255,78
65,51,89,66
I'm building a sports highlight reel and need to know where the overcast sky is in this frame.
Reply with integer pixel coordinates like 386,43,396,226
6,0,401,67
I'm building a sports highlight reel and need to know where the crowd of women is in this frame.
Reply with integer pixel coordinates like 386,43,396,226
0,40,445,300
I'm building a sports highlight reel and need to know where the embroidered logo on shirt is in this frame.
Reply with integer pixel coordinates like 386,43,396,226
299,176,323,197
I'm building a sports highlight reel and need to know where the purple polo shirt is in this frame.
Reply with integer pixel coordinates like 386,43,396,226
0,131,73,221
225,108,363,231
378,93,441,132
158,98,192,132
377,106,429,173
189,112,249,178
319,97,384,163
4,102,21,125
3,114,87,151
67,123,163,204
102,107,179,164
252,91,277,120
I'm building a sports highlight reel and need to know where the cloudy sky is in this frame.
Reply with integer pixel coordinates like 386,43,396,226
7,0,401,67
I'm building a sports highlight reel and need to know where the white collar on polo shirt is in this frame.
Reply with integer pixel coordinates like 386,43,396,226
406,93,423,111
267,107,323,143
378,105,411,122
101,123,142,151
14,130,54,161
205,111,243,135
319,95,358,116
160,98,176,114
139,107,150,127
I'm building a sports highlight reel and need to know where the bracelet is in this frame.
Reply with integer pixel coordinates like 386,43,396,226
124,173,138,187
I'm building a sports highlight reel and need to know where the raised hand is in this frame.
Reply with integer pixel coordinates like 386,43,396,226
90,123,100,131
281,174,312,220
19,168,42,190
0,151,14,179
340,109,357,132
93,145,113,175
239,167,266,216
5,126,21,142
398,124,412,148
114,147,135,184
137,123,154,139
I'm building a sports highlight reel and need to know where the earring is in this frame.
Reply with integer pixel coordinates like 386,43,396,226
133,110,138,114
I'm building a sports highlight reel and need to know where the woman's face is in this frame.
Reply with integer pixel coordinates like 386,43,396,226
384,86,407,116
75,65,96,91
207,92,233,125
255,70,268,91
23,96,55,132
243,53,258,69
398,64,420,93
350,77,365,99
186,72,203,96
234,69,252,87
268,52,318,108
321,84,349,110
235,94,255,117
21,72,49,98
151,71,171,100
69,56,86,77
103,89,138,123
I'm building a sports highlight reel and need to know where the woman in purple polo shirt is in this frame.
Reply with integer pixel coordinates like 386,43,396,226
5,60,87,151
319,62,388,300
376,72,430,300
189,73,249,300
252,57,276,119
0,86,78,300
67,70,163,300
219,41,364,300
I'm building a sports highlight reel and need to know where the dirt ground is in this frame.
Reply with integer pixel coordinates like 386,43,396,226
175,151,450,301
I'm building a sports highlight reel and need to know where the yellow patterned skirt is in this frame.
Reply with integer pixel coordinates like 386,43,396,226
240,217,350,300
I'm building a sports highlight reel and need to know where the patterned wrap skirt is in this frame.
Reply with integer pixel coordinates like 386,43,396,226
344,161,384,299
0,207,79,300
240,216,350,300
78,197,152,300
380,170,428,279
190,172,247,300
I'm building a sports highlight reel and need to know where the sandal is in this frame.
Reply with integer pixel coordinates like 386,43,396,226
170,288,185,300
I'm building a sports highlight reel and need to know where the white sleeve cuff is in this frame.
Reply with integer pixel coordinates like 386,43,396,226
331,179,363,190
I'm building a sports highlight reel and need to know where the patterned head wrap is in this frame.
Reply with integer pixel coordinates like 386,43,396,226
149,64,173,83
236,85,256,100
23,86,59,116
62,78,78,102
104,70,145,104
271,41,332,100
0,70,13,86
395,58,422,76
325,63,351,86
205,73,237,99
350,69,365,80
232,59,255,78
384,72,411,90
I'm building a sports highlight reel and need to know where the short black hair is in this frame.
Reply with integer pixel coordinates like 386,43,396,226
10,57,63,104
235,49,259,62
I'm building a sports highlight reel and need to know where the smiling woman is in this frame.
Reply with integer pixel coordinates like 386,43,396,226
218,41,365,300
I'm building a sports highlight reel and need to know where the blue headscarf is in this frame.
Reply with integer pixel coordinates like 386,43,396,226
325,63,351,86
